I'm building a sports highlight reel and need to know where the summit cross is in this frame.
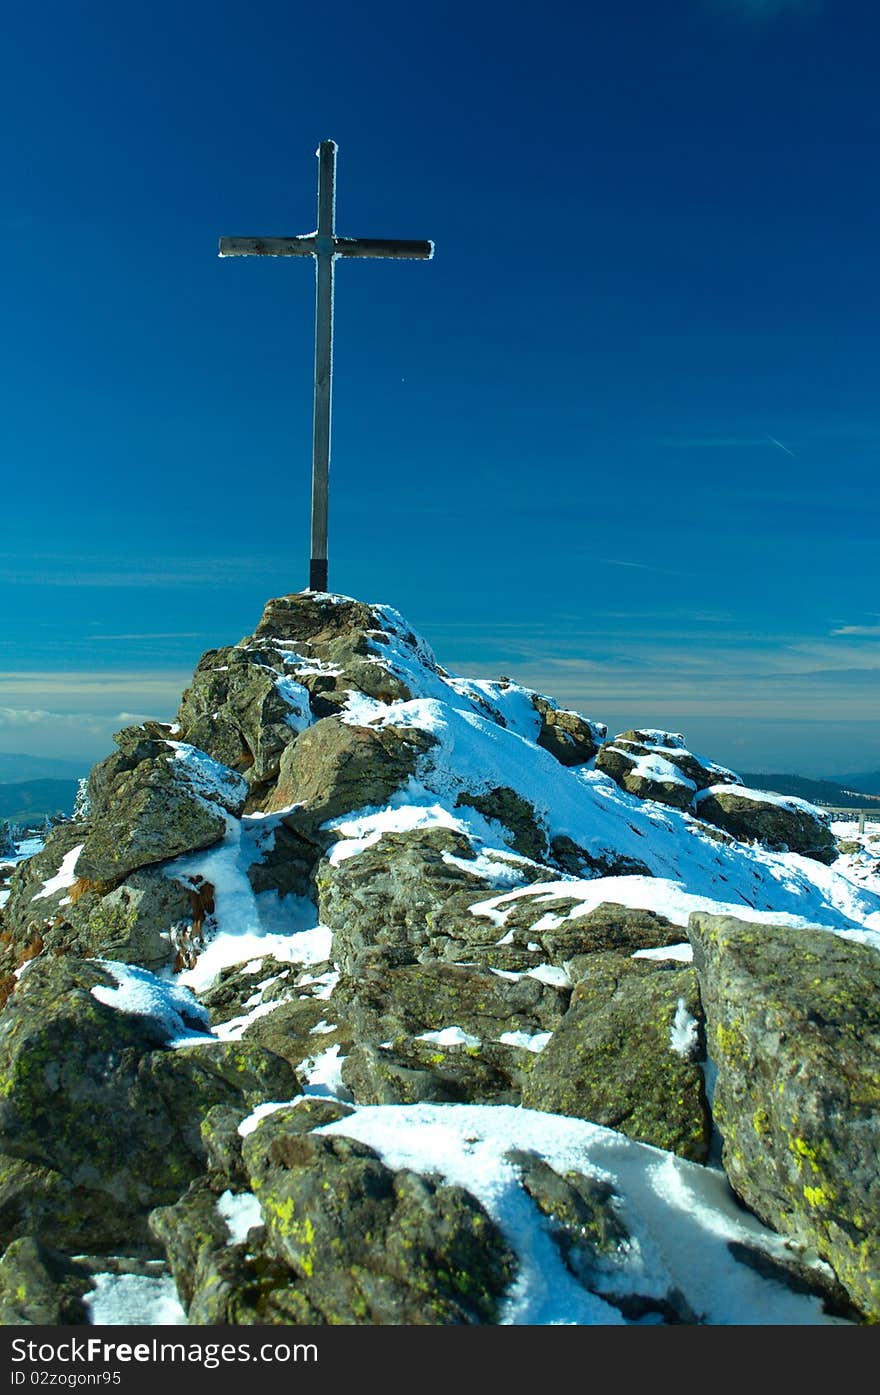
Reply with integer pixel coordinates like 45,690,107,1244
219,140,434,593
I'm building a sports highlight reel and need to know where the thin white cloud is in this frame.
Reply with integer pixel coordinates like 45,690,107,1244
832,626,880,637
765,435,797,458
599,558,690,578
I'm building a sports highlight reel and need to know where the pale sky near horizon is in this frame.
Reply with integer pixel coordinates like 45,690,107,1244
2,0,878,777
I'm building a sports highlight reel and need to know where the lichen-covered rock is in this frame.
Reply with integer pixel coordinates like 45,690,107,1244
472,895,685,972
0,957,299,1250
522,953,710,1160
74,868,202,969
694,786,836,864
266,716,435,819
455,786,548,862
74,729,247,883
687,912,880,1320
152,1095,515,1326
241,1121,516,1324
531,695,606,767
339,949,571,1047
596,744,695,811
176,647,311,795
0,825,213,975
0,1238,92,1325
316,827,535,973
596,730,741,811
341,1038,523,1106
251,593,421,709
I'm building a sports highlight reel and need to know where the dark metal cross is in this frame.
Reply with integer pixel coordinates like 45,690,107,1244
219,140,434,593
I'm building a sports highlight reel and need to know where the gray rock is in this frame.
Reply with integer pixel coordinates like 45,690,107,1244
0,957,299,1251
531,695,606,767
75,727,247,883
340,950,571,1046
694,786,836,863
596,730,741,811
481,897,685,972
522,952,711,1161
341,1039,523,1106
316,826,530,973
177,646,311,794
242,1123,516,1324
455,786,548,862
687,912,880,1321
266,716,435,819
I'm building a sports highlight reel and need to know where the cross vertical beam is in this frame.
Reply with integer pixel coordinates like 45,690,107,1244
310,140,336,593
219,141,433,593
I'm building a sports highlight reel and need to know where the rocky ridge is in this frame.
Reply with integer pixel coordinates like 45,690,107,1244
0,591,877,1326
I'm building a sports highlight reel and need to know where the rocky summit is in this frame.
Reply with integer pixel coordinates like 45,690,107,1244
0,591,878,1327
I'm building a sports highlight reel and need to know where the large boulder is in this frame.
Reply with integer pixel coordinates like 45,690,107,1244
531,695,606,767
316,826,536,973
340,949,571,1046
0,957,298,1251
266,716,435,819
687,912,880,1320
596,730,740,811
151,1101,517,1325
74,727,247,883
522,953,711,1161
176,647,312,794
694,786,836,864
1,830,211,977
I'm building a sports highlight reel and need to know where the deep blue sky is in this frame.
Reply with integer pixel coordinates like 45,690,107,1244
2,0,878,774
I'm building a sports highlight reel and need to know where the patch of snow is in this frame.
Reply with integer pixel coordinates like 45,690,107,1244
212,997,284,1042
83,1273,187,1326
633,943,694,962
34,844,83,900
216,1189,263,1244
238,1100,296,1138
167,819,330,992
318,1103,849,1326
630,754,696,790
297,967,338,1000
309,1018,337,1036
166,742,248,808
527,964,571,988
416,1026,481,1048
497,1030,552,1053
91,961,211,1043
302,1043,350,1100
274,674,313,732
669,999,700,1058
441,849,532,887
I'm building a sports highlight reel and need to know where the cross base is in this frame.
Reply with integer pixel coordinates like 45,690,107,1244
309,558,329,592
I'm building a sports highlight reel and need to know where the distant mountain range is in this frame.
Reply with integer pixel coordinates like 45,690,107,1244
0,753,87,783
741,773,880,809
835,770,880,797
0,779,81,825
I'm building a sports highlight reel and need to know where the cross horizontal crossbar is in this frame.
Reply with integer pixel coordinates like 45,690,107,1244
218,234,433,260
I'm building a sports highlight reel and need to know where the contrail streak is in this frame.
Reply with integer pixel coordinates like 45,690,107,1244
766,434,797,457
